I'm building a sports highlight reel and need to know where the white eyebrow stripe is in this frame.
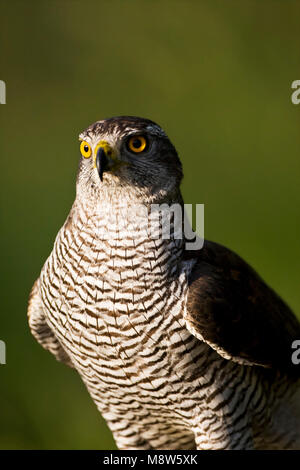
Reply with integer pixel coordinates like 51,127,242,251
79,122,167,143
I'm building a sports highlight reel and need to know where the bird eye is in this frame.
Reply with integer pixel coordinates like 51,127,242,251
80,141,92,158
127,135,147,154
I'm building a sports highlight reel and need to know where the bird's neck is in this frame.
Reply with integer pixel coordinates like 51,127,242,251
67,193,186,285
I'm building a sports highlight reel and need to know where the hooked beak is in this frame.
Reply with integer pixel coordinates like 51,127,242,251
96,147,108,182
95,141,115,182
95,141,127,182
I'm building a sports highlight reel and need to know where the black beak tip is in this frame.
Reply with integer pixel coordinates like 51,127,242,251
96,147,108,182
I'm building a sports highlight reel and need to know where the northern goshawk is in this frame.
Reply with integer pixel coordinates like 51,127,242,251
28,116,300,449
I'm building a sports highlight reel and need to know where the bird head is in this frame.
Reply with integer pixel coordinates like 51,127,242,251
77,116,183,204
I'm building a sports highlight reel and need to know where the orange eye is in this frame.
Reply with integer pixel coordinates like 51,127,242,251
80,141,92,158
127,135,147,153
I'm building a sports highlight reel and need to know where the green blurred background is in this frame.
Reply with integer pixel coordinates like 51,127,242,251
0,0,300,449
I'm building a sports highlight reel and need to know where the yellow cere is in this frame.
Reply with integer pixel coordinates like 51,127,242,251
80,141,92,159
93,140,114,168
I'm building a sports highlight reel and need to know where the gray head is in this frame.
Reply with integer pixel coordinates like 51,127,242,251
77,116,183,204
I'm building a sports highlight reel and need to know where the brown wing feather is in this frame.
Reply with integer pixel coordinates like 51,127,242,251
184,240,300,375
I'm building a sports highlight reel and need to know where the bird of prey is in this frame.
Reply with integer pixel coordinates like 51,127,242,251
28,116,300,450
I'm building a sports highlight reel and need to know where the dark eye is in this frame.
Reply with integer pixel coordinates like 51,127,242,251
127,135,147,154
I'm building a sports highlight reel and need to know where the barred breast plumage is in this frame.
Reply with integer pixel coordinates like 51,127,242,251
28,116,300,449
